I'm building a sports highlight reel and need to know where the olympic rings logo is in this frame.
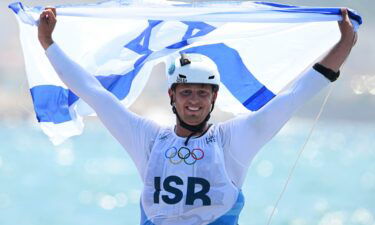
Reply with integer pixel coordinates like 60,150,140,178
165,147,205,165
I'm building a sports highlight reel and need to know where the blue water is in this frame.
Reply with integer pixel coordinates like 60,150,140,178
0,119,374,225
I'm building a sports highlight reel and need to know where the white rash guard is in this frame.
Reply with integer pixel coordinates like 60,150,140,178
46,43,330,225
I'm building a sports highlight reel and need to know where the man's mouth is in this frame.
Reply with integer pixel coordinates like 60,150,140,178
186,106,200,112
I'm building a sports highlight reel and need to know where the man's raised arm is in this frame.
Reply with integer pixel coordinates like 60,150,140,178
318,8,358,73
222,8,358,168
38,8,160,177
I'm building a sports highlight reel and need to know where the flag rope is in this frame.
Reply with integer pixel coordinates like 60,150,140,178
266,83,335,225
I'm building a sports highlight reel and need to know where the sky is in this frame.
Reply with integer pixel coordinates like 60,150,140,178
0,0,374,123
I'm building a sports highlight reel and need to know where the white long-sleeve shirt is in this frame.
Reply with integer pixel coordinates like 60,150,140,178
45,42,330,188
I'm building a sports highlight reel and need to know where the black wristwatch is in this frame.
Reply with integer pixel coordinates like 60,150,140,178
313,63,340,82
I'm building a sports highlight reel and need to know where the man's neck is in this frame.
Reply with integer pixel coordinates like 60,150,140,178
174,122,210,137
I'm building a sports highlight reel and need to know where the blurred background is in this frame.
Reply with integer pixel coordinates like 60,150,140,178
0,0,374,225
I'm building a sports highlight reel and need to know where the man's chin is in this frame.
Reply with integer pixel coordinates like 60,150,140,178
183,116,204,126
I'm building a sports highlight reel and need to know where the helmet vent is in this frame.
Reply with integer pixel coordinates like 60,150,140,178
208,75,215,79
179,74,187,78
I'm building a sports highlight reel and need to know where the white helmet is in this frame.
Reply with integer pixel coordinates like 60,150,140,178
166,53,220,89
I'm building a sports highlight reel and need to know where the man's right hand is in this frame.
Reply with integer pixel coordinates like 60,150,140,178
38,8,57,50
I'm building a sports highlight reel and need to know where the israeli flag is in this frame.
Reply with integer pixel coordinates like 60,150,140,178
9,0,362,145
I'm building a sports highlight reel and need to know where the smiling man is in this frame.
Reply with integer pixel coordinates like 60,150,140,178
38,7,357,225
167,53,219,145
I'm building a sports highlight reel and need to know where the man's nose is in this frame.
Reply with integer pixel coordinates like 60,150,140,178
188,92,199,103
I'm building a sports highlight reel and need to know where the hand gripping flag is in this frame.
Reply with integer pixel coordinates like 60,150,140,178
9,0,362,145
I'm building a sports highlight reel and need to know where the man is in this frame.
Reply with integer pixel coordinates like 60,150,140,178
38,7,357,225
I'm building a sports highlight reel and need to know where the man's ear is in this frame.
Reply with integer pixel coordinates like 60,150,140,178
212,90,218,103
168,88,175,106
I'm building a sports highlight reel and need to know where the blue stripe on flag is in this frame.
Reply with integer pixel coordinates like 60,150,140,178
348,10,362,25
253,2,362,25
242,86,275,110
30,69,142,124
167,21,216,49
30,85,73,123
125,20,163,55
276,8,361,25
254,2,298,8
8,2,23,14
182,43,275,111
96,66,142,100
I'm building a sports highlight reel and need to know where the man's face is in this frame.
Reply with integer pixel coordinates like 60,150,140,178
169,84,218,126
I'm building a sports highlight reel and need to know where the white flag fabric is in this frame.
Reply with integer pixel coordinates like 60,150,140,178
9,0,362,145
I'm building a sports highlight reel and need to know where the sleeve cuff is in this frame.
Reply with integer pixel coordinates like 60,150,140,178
313,63,340,82
45,42,58,56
